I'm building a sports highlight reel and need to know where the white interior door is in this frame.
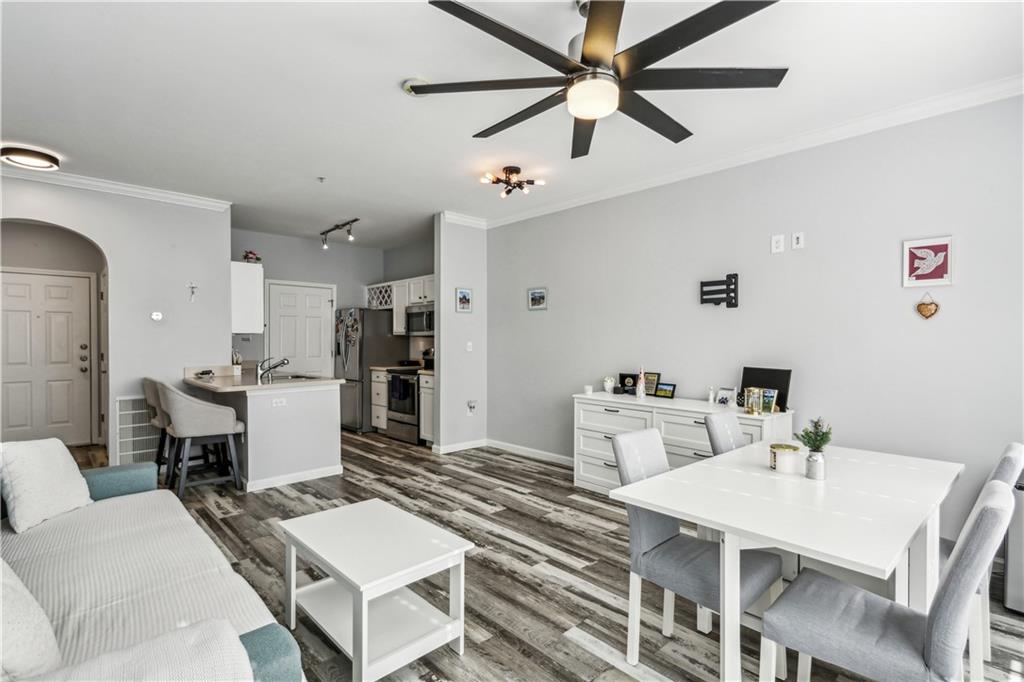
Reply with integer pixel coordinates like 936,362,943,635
266,281,334,377
2,271,93,444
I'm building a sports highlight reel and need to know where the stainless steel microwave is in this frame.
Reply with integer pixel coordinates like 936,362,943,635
406,303,434,336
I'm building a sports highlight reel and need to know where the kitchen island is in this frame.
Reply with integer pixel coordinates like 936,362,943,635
185,369,344,491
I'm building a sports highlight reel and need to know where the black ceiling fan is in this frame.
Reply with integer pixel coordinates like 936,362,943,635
409,0,788,159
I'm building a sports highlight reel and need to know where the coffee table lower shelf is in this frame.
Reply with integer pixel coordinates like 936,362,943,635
296,578,460,681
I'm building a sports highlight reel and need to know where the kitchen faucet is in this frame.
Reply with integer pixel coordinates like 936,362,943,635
257,357,289,384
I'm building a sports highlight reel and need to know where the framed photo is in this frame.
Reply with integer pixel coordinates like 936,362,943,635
455,287,473,313
619,373,638,395
903,236,952,287
643,372,661,396
715,387,736,406
761,388,778,413
654,382,676,399
527,287,548,310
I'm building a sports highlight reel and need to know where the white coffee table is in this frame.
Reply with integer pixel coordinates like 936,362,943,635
279,498,474,682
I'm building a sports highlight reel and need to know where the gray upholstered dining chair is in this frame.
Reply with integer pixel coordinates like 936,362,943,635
612,428,787,678
142,377,173,478
758,479,1015,682
704,412,746,456
156,382,244,498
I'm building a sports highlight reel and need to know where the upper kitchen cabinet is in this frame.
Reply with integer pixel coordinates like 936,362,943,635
409,275,435,304
392,280,409,335
231,261,264,334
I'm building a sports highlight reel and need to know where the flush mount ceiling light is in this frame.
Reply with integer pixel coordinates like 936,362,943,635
566,71,618,120
481,166,545,199
319,217,360,249
1,146,60,171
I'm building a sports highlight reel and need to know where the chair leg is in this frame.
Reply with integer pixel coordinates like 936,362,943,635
697,605,713,634
759,636,777,682
176,438,192,499
766,579,788,680
155,430,167,468
626,571,641,666
980,578,992,661
165,437,178,488
969,592,985,682
661,589,674,637
226,434,243,490
796,653,811,682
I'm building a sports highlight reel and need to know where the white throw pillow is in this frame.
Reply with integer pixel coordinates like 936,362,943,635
1,558,62,680
0,439,92,533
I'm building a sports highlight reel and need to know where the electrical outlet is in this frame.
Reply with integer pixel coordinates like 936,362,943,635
771,234,786,254
466,341,473,352
792,232,805,250
272,398,287,407
240,335,252,343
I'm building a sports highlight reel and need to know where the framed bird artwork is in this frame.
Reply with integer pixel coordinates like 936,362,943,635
902,236,952,287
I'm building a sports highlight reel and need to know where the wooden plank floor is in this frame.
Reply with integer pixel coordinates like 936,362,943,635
183,432,1024,681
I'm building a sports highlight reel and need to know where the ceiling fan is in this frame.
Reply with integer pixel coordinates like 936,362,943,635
408,0,788,159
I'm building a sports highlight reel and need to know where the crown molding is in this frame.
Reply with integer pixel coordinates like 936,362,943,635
1,168,232,212
486,75,1023,229
441,210,488,229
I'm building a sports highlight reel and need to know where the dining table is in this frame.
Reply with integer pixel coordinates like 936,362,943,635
609,440,964,681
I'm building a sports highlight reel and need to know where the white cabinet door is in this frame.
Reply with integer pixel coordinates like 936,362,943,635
266,281,334,377
230,262,264,334
422,275,435,302
419,385,434,442
409,278,425,304
392,281,409,335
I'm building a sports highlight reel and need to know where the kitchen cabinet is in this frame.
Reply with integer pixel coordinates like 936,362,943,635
371,371,388,430
419,374,434,445
230,262,264,334
409,275,435,304
392,281,409,335
422,275,435,302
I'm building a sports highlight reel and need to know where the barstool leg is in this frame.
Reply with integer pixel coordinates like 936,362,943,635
226,434,243,491
176,438,192,499
163,436,175,486
166,437,179,488
155,430,167,469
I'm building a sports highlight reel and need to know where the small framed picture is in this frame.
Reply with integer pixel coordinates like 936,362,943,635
643,372,661,396
716,387,736,406
456,287,473,313
654,382,676,399
527,287,548,310
619,373,638,395
903,236,952,287
762,388,778,413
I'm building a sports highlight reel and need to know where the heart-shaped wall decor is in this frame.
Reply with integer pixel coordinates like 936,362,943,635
917,301,939,319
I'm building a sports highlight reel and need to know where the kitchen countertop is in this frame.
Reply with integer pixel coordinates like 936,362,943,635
185,372,345,393
369,365,418,371
418,369,434,375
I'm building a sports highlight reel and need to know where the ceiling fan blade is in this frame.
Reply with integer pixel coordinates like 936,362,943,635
410,77,568,95
614,1,777,79
571,118,597,158
617,90,692,143
581,0,625,70
429,1,583,75
623,67,788,90
474,89,567,138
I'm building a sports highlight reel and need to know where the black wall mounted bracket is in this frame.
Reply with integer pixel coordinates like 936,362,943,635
700,273,738,308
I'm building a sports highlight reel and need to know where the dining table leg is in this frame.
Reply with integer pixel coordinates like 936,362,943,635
719,532,741,682
909,509,940,612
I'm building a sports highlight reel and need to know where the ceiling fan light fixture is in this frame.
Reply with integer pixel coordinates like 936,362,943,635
347,226,355,241
567,72,619,120
321,235,329,250
1,146,60,171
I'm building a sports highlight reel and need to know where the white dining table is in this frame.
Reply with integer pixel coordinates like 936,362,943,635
609,441,963,681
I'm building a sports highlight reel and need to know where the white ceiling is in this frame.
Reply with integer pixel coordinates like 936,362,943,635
2,2,1021,248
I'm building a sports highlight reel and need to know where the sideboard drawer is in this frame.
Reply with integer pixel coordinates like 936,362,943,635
656,411,713,451
665,444,713,469
576,429,616,464
575,454,621,491
576,402,653,435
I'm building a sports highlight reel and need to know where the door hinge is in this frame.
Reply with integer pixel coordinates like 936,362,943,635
99,291,105,301
100,413,105,423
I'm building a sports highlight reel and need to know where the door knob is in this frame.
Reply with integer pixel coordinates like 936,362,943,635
79,366,88,373
80,355,88,361
80,344,88,350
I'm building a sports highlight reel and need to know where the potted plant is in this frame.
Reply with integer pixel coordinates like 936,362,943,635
796,417,832,480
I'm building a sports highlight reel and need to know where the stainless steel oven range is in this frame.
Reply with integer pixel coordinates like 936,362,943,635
386,368,419,444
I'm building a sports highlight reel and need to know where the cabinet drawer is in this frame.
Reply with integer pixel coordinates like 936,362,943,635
371,383,387,407
655,411,713,451
575,454,622,491
665,443,713,469
737,422,763,443
576,402,652,435
419,374,434,389
576,429,616,463
371,405,387,429
371,371,388,384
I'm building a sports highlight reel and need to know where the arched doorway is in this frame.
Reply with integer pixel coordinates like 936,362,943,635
1,219,109,466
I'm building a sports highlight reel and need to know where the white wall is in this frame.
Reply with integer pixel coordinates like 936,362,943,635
382,236,434,281
2,176,233,452
486,97,1023,539
230,228,383,360
2,219,107,273
435,212,487,450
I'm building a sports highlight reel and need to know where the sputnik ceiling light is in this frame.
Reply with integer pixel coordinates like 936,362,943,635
481,166,545,199
1,146,60,171
319,218,360,249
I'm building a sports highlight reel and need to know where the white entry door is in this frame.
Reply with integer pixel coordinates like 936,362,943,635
266,281,334,377
2,271,93,444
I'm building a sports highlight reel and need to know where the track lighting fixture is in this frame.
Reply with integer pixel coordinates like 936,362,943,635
482,166,544,199
319,218,360,249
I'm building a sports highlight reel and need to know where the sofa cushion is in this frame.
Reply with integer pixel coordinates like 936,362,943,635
2,558,62,680
0,439,92,533
2,490,274,665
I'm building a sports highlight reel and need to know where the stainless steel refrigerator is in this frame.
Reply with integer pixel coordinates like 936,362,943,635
337,307,408,432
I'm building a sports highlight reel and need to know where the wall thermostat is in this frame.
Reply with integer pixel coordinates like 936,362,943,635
150,311,163,321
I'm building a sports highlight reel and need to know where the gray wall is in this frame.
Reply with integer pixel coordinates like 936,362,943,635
230,228,384,360
2,177,233,454
2,219,107,273
383,236,434,281
487,97,1023,539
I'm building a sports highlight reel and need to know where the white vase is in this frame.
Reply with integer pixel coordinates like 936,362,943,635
805,451,826,480
603,379,614,394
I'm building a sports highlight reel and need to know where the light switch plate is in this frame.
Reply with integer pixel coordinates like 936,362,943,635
771,234,786,254
272,398,286,407
792,232,805,250
466,341,473,352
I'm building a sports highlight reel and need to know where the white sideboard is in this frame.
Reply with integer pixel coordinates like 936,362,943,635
572,392,794,495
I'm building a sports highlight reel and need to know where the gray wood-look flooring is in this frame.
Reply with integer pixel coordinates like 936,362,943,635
183,432,1024,682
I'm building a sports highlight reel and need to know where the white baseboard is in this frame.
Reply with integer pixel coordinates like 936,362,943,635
432,439,488,455
244,464,344,492
485,439,572,466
